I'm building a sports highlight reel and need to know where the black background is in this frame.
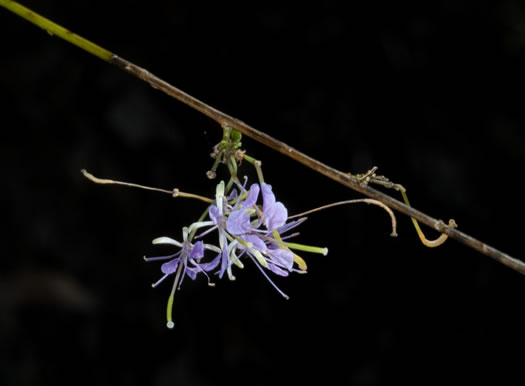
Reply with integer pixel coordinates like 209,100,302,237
1,1,524,385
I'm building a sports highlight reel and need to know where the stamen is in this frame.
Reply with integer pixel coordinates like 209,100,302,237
230,248,245,267
230,178,250,206
199,269,216,287
281,232,300,240
250,256,289,300
178,259,189,289
188,259,216,287
144,252,180,262
277,217,307,234
228,242,244,269
195,225,218,239
152,273,169,288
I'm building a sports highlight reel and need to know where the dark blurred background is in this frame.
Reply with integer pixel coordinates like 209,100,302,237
1,1,524,385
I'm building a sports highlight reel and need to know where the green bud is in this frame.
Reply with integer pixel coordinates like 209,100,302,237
219,139,229,150
231,129,242,143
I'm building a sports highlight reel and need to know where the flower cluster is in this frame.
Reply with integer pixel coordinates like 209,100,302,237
145,178,327,328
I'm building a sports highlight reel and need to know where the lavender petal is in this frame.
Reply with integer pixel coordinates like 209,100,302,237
190,241,205,260
265,201,288,230
242,184,260,208
226,210,251,235
243,234,268,253
161,258,180,275
261,182,276,215
209,205,220,224
268,247,294,269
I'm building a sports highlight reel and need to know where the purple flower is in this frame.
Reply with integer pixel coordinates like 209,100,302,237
218,180,306,298
226,182,289,234
241,234,294,275
144,227,220,288
227,183,295,267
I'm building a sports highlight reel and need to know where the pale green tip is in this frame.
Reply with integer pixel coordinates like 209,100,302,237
285,242,329,255
166,295,174,328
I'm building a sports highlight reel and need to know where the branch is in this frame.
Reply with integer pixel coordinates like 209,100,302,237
2,0,524,275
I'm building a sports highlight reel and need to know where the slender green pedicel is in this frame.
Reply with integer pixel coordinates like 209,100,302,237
0,0,113,61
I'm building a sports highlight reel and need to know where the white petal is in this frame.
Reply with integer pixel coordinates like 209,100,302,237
251,249,268,268
216,181,225,213
152,237,183,247
188,220,214,235
204,244,221,253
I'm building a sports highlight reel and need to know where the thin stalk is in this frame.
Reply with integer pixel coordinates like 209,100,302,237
289,198,398,238
243,154,265,183
0,0,113,61
81,169,213,204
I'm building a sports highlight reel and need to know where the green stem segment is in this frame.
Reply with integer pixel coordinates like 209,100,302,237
243,154,265,183
166,293,175,329
284,242,328,256
166,261,185,329
0,0,113,61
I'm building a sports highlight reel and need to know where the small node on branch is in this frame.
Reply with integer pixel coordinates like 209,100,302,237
356,166,378,187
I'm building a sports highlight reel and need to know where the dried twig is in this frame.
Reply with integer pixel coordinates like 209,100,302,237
288,199,398,238
81,169,214,204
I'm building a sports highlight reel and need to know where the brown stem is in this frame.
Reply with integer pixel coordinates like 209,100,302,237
108,55,525,276
288,198,398,238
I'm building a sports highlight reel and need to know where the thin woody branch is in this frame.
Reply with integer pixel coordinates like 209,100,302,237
2,0,524,275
